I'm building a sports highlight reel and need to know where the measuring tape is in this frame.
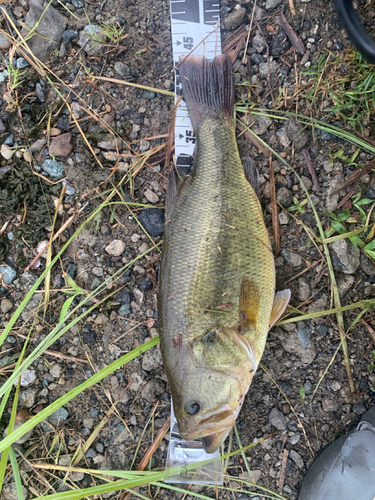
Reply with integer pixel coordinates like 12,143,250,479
170,0,222,172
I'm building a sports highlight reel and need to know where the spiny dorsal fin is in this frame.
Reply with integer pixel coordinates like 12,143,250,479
239,278,260,333
269,289,291,329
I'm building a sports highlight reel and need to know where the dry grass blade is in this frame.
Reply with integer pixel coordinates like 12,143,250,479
120,416,171,500
288,0,296,16
330,158,375,195
269,156,280,253
93,75,174,96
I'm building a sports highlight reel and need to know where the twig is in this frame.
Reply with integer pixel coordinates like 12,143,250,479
288,0,296,16
279,448,289,490
302,147,320,192
330,158,375,196
280,13,303,54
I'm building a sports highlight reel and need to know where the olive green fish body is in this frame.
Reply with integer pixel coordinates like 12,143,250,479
158,55,281,453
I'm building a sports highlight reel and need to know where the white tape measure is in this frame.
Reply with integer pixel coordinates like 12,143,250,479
170,0,222,172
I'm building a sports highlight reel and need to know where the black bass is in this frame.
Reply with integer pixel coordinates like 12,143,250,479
158,55,290,454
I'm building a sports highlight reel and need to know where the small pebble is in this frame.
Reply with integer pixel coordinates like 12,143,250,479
105,239,126,256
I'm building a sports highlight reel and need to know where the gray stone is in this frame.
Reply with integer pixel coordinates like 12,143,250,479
19,388,36,408
138,208,164,237
289,433,301,445
114,61,130,78
250,114,272,136
337,274,355,296
42,159,65,178
105,239,125,256
281,248,303,267
0,33,11,50
282,323,317,364
0,70,9,83
118,303,131,317
0,118,6,134
259,60,279,78
265,0,282,9
49,133,73,157
16,58,30,68
142,347,163,371
71,101,83,119
144,188,159,204
307,294,327,314
250,53,264,65
269,407,287,430
1,298,13,313
97,138,123,151
0,265,16,284
50,363,62,378
96,442,104,453
30,138,47,152
289,449,304,469
277,128,291,148
285,118,309,149
298,277,310,302
224,7,247,30
62,180,75,196
352,403,367,415
360,254,375,275
14,369,36,387
62,29,78,43
141,379,165,403
41,406,69,430
277,187,293,207
326,173,344,212
1,482,28,500
78,25,105,56
23,0,66,62
322,398,339,412
252,34,266,53
330,239,360,274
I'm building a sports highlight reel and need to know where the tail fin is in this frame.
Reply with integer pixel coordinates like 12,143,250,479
179,55,234,129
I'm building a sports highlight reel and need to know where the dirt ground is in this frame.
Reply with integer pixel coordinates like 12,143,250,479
1,0,375,499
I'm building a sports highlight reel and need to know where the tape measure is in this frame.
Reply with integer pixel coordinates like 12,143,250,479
170,0,222,172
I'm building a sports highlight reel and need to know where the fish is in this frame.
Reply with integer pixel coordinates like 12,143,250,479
158,54,290,454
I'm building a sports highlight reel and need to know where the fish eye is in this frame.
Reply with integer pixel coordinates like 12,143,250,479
184,401,201,416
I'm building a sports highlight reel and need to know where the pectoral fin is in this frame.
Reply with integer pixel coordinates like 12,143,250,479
239,279,260,333
269,289,291,329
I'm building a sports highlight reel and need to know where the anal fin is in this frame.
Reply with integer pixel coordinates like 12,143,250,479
242,157,260,197
239,278,260,332
269,289,291,329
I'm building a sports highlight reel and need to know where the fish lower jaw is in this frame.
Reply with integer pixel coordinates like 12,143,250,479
180,425,233,453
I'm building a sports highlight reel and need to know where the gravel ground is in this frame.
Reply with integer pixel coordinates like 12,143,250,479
1,0,375,499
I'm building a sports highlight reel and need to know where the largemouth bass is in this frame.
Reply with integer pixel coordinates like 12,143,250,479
158,55,290,454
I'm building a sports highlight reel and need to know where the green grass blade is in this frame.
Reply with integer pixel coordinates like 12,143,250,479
9,447,25,500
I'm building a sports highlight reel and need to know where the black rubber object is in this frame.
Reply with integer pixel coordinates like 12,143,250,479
334,0,375,63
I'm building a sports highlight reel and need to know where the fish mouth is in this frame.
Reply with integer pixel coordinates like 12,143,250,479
202,428,232,454
179,404,235,450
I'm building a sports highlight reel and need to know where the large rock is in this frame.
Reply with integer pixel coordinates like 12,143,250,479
330,239,360,274
282,323,317,364
23,0,66,62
